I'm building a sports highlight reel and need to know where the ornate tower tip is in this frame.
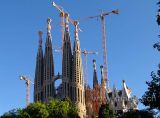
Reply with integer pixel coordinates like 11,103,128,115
74,20,79,41
74,20,79,26
93,59,96,63
38,31,43,37
60,12,65,17
38,31,43,46
65,13,69,18
47,17,52,23
47,18,52,32
93,59,96,70
65,13,69,32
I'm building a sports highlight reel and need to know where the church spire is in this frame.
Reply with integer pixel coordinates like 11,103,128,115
73,21,82,83
62,13,73,98
93,59,98,88
47,18,52,33
38,31,42,47
100,65,106,88
46,18,52,45
72,21,86,118
73,21,80,51
65,13,69,32
43,18,54,102
34,31,44,102
100,65,106,104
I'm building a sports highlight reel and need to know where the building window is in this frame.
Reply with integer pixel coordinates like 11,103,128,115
125,101,128,106
68,83,69,96
115,102,117,107
75,87,77,101
65,82,66,97
81,90,82,103
70,86,72,100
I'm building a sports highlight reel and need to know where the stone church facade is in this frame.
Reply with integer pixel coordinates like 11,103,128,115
34,16,138,118
34,16,86,118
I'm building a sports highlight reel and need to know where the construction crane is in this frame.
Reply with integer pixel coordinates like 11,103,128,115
51,1,82,51
81,49,98,86
53,46,98,87
52,1,65,48
80,10,119,90
19,75,34,106
51,1,73,52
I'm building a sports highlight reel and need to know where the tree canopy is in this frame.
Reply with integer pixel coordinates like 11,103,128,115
98,104,115,118
1,98,79,118
140,0,160,112
140,66,160,111
118,110,154,118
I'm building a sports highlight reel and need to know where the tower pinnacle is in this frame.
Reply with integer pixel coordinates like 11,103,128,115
72,20,86,118
100,65,105,85
93,59,98,88
34,31,44,102
38,31,43,47
73,21,81,52
47,18,52,33
62,13,72,98
65,13,69,32
43,18,54,102
100,65,106,104
93,59,96,70
74,20,79,41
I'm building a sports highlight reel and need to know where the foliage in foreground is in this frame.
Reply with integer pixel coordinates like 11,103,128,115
98,104,115,118
140,1,160,117
118,110,154,118
1,98,79,118
140,65,160,111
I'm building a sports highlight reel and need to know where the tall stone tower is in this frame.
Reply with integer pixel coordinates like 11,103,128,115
93,59,98,88
72,21,86,118
62,13,73,98
43,18,54,102
34,31,44,102
100,65,106,104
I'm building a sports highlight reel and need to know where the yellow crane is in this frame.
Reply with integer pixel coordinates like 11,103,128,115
51,1,82,51
19,75,34,106
52,1,65,48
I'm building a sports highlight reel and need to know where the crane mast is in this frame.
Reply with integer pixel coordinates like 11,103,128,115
101,15,108,89
81,49,98,86
80,10,118,90
19,75,34,106
51,1,82,50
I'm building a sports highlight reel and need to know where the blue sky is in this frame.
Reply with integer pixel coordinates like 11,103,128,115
0,0,159,115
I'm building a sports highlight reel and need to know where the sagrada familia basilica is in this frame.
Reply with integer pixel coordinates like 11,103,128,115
33,15,138,117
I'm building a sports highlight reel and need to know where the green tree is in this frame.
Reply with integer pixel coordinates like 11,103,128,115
141,3,160,106
140,66,160,111
140,1,160,117
154,0,160,50
98,104,115,118
118,110,154,118
47,98,79,118
1,109,22,118
47,99,68,118
1,98,79,118
21,102,49,118
62,97,79,118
